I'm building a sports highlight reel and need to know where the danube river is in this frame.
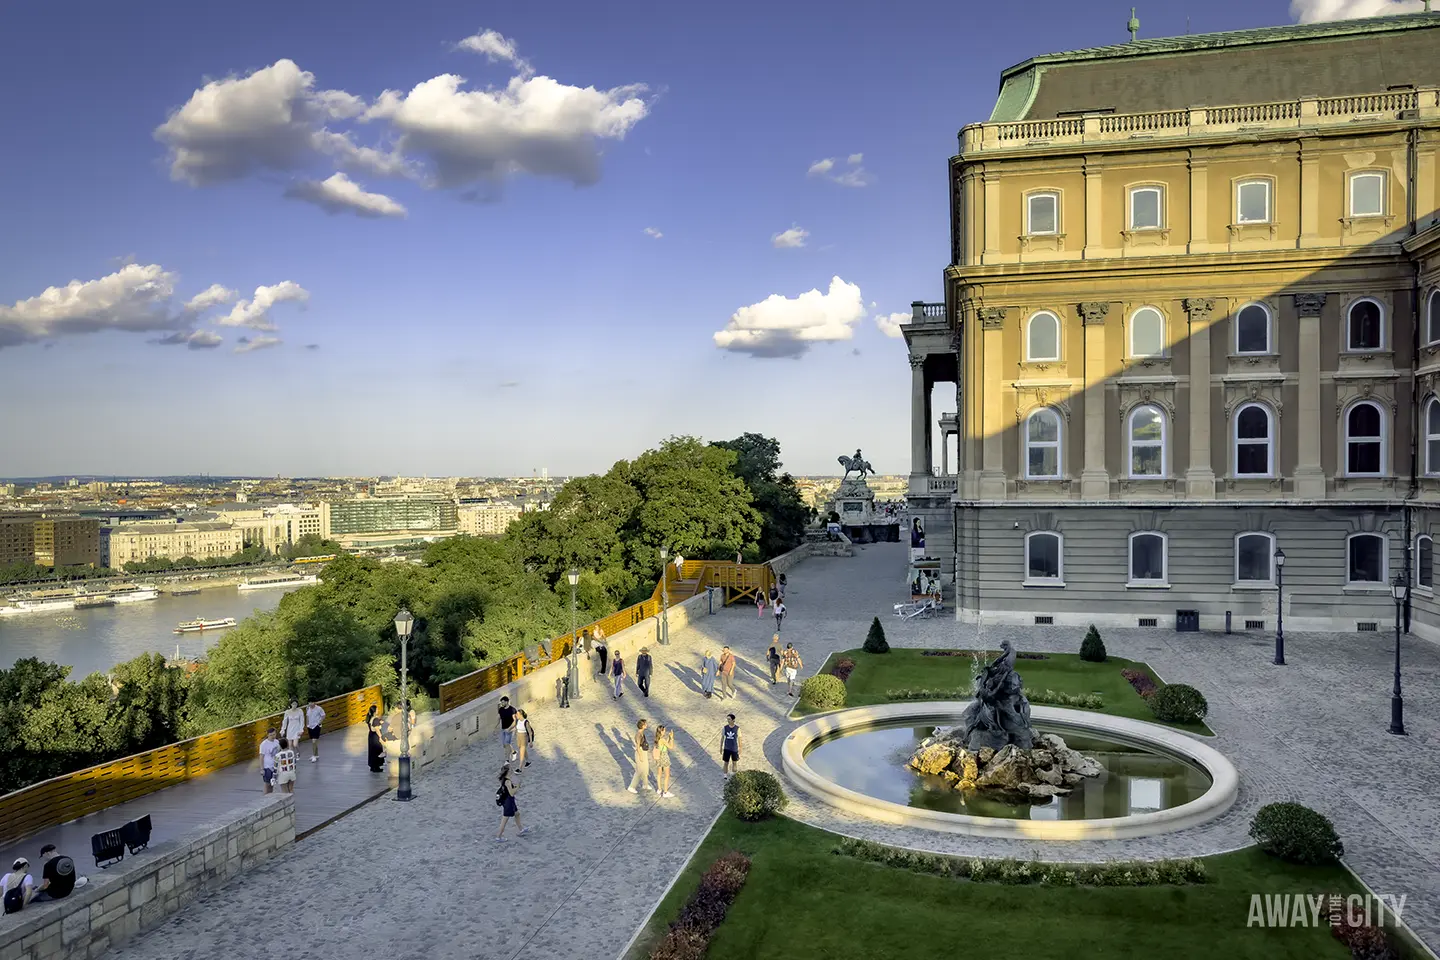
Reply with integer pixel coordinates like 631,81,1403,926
0,585,304,677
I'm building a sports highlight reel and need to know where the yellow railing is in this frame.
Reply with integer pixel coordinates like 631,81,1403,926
0,685,381,848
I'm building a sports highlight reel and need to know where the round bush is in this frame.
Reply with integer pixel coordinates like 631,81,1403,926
799,674,847,710
1149,683,1208,723
1249,802,1344,865
723,770,788,821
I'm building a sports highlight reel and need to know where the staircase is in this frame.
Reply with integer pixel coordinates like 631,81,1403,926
667,578,702,601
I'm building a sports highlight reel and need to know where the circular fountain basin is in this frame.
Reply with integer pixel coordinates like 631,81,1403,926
782,702,1238,840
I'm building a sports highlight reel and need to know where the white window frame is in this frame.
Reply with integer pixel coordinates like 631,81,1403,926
1416,534,1434,593
1345,297,1385,352
1129,306,1166,359
1349,171,1386,219
1427,290,1440,346
1346,532,1388,587
1343,400,1386,478
1426,397,1440,477
1127,531,1169,587
1128,185,1164,231
1235,179,1272,224
1026,311,1061,362
1234,302,1271,355
1127,404,1167,478
1024,408,1063,480
1234,532,1276,585
1233,402,1275,478
1024,530,1064,586
1026,191,1059,236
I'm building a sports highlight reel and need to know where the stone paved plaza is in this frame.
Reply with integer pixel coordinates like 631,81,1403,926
111,543,1440,959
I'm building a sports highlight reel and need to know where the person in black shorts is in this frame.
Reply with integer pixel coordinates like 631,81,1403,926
721,714,741,778
33,845,87,901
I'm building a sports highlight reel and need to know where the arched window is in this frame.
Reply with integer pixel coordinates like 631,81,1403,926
1416,535,1433,591
1025,531,1063,583
1027,312,1060,361
1027,192,1059,235
1234,403,1273,477
1349,171,1385,218
1236,179,1272,224
1428,290,1440,346
1128,405,1166,477
1345,401,1385,476
1130,307,1165,358
1129,531,1168,584
1025,408,1062,479
1427,398,1440,476
1235,532,1275,584
1347,533,1386,584
1129,185,1163,230
1347,299,1383,351
1235,303,1270,355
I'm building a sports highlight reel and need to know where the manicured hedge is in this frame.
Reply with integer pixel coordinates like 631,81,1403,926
1249,802,1344,866
885,687,1103,709
799,674,847,710
649,851,753,960
1149,683,1209,723
834,837,1207,886
723,770,788,821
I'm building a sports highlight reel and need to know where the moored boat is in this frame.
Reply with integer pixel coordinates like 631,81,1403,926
174,617,238,633
237,573,319,591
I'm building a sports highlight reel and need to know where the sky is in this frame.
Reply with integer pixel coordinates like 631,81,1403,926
0,0,1423,479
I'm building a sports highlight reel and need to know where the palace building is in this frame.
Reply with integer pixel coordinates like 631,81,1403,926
904,13,1440,637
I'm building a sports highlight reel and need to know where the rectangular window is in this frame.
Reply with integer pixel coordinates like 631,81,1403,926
1236,535,1272,583
1130,187,1162,230
1027,193,1058,235
1350,173,1385,218
1129,534,1166,583
1418,538,1433,590
1236,180,1270,224
1026,534,1062,581
1348,535,1385,584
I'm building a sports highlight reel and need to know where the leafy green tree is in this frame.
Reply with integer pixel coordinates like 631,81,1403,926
629,436,762,563
109,653,189,751
0,658,70,790
282,534,343,560
713,433,813,559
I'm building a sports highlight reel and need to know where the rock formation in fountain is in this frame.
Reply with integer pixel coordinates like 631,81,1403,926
906,641,1102,801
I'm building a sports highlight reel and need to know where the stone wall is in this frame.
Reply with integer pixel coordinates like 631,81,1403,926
0,796,294,960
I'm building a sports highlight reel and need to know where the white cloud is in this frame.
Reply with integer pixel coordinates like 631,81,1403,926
1290,0,1426,21
1,264,179,349
713,276,866,359
182,283,237,314
455,29,533,76
807,153,874,188
234,335,282,354
875,312,909,338
155,329,224,349
217,281,310,331
771,226,809,249
643,226,663,239
285,172,408,217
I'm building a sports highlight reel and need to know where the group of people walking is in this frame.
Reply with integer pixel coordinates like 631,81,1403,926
259,699,327,793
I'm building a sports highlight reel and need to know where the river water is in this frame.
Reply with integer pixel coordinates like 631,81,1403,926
0,585,303,677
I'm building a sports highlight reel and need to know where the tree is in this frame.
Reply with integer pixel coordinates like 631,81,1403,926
282,534,343,560
109,653,189,752
713,433,814,559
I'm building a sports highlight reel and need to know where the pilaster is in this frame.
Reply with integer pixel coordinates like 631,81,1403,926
1079,301,1110,498
979,307,1008,499
1294,293,1327,498
982,173,1001,264
1082,159,1103,259
1187,157,1209,253
1299,144,1321,249
1182,298,1217,498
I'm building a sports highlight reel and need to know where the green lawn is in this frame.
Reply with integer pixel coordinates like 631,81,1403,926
796,648,1214,736
627,815,1383,960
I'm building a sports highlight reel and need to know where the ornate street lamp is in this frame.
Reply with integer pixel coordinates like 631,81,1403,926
1273,547,1286,666
567,567,581,702
1389,574,1407,736
393,607,414,801
658,546,670,646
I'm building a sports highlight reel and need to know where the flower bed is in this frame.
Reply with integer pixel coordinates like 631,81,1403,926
884,686,1103,709
1331,921,1399,960
834,837,1207,887
1120,667,1158,700
649,851,753,960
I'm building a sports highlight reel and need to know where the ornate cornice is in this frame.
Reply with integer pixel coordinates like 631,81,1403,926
1078,302,1110,325
1182,297,1216,321
1294,293,1327,318
980,307,1008,330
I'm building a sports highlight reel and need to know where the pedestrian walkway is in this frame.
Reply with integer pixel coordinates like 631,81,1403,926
104,543,1440,960
0,721,386,873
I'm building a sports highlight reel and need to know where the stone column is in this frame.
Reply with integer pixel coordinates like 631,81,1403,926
979,308,1008,499
1079,302,1110,499
941,428,949,476
909,355,928,479
1182,298,1217,499
1294,293,1327,498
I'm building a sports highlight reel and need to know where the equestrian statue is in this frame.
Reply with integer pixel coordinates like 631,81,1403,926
837,449,875,482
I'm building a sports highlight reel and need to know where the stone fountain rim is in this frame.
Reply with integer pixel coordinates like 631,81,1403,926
781,701,1239,841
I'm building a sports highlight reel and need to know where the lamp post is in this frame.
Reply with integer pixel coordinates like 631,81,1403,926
567,567,581,701
659,546,670,646
1389,574,1407,736
1273,547,1286,666
393,608,414,801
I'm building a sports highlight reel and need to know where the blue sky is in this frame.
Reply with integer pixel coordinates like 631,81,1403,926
0,0,1405,478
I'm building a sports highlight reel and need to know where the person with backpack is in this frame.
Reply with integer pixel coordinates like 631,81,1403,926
31,845,87,901
718,646,737,699
766,636,781,685
495,765,527,841
515,708,533,768
781,643,804,697
2,858,36,914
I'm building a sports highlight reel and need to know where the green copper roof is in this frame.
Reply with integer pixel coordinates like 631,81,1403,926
989,12,1440,122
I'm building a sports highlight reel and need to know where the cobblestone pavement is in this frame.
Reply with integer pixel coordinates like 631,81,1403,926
111,542,1440,959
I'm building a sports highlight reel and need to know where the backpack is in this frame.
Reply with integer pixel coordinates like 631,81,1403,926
2,881,24,914
495,782,509,807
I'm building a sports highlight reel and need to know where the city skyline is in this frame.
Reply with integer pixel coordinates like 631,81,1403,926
0,0,1404,477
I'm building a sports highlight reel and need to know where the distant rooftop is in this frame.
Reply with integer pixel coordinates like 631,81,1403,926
989,12,1440,122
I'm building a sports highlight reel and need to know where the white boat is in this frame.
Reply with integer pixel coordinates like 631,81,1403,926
174,617,237,634
237,573,319,591
0,588,81,615
108,584,159,604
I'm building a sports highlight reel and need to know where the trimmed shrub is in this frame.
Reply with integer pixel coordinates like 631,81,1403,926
831,657,857,682
650,851,752,960
1079,624,1107,662
863,616,890,653
723,770,788,821
1249,802,1344,865
1120,667,1158,699
884,687,1103,709
799,674,847,710
1149,683,1209,723
832,837,1206,887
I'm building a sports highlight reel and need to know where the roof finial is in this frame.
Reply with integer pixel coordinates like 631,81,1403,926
1128,7,1140,42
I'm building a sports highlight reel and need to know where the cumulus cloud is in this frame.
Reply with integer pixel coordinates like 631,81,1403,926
182,283,237,314
217,282,309,331
158,33,649,211
713,276,867,359
234,335,282,354
771,225,809,249
285,172,407,217
643,226,663,239
1290,0,1426,21
154,329,224,349
807,153,873,187
875,312,909,338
